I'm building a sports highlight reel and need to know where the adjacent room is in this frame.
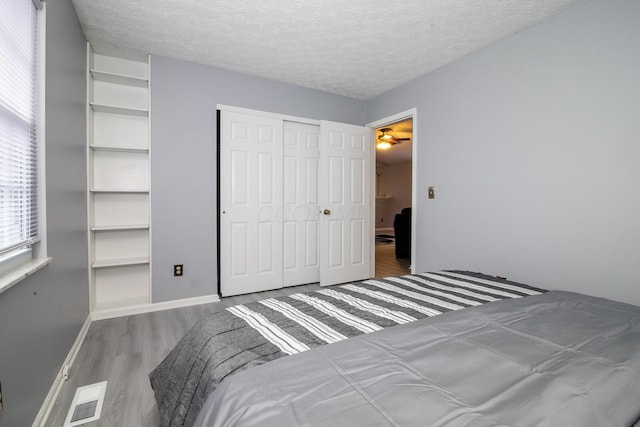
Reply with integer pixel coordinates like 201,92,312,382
1,0,639,426
374,119,413,278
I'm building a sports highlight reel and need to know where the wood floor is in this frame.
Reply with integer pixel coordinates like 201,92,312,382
46,282,322,427
375,242,411,278
46,243,409,426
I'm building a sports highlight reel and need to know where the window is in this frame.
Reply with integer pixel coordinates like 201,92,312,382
0,0,47,288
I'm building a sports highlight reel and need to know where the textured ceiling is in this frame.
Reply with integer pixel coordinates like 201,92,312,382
71,0,585,100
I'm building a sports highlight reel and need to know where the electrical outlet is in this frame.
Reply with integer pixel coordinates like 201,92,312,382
174,264,183,277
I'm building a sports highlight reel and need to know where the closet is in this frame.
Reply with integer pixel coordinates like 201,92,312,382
219,107,372,296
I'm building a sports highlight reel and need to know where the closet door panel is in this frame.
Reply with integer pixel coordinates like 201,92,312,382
220,111,284,296
305,220,319,268
282,121,321,287
230,151,249,205
306,158,319,204
230,222,249,277
319,121,372,286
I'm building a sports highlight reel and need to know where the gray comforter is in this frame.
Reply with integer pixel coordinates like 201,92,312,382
194,290,640,427
150,271,543,426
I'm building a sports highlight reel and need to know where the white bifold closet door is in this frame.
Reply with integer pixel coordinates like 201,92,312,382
283,121,321,287
220,110,371,297
319,121,372,287
220,111,284,295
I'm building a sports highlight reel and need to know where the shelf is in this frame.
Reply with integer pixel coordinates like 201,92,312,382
90,103,148,117
90,145,149,153
90,188,149,194
376,195,392,199
88,50,151,316
90,69,148,87
91,224,150,231
92,257,150,269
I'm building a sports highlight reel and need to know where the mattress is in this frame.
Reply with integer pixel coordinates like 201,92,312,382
194,290,640,427
150,271,544,426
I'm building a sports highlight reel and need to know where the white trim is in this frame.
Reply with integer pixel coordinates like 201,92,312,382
147,53,153,304
85,42,94,311
370,123,376,278
366,108,417,129
0,257,51,295
36,1,47,260
366,108,418,274
32,315,92,427
90,294,220,321
216,104,321,126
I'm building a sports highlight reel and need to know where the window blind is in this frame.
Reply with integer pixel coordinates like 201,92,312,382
0,0,39,257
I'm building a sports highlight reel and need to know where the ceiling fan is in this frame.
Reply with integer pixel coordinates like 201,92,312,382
376,127,410,149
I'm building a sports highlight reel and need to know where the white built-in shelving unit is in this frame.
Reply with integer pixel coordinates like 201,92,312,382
87,45,151,314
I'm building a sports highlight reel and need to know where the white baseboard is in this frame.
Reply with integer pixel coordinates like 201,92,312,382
33,314,92,427
90,294,220,321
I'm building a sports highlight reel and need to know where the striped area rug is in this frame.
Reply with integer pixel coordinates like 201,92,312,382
224,271,545,356
375,234,395,245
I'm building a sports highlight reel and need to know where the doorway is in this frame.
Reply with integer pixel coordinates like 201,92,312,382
367,109,417,278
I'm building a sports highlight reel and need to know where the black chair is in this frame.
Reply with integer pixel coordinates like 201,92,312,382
393,207,411,259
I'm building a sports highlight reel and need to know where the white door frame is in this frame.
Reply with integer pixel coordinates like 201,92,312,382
366,108,418,276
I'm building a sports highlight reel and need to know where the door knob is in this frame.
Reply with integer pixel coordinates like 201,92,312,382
323,209,331,215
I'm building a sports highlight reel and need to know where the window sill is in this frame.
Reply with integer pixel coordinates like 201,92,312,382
0,257,52,295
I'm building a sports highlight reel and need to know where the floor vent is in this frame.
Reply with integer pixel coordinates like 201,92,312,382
63,381,107,426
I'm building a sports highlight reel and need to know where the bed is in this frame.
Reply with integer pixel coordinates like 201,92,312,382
149,271,640,427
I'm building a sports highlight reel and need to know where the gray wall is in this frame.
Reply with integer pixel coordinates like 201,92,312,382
366,0,640,305
0,0,88,425
150,56,367,302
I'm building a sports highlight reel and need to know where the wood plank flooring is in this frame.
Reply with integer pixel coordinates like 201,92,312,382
375,242,411,278
46,282,322,427
46,243,408,426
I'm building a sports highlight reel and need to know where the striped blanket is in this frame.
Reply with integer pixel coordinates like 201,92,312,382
150,271,545,427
